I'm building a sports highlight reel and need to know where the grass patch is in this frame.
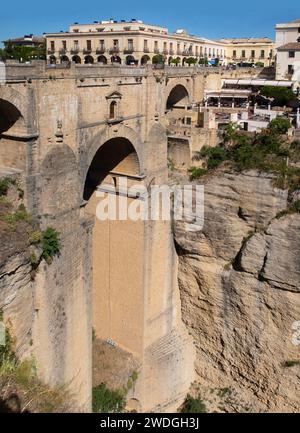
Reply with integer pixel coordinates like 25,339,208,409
92,383,126,413
283,360,300,368
188,167,207,180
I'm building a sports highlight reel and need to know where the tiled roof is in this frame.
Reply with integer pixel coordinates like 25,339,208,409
277,42,300,51
220,37,273,44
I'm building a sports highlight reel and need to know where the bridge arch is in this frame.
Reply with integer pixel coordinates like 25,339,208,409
83,134,145,357
166,84,190,110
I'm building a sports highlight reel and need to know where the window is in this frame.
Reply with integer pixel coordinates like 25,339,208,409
109,101,117,119
154,41,158,48
289,51,295,58
241,50,246,58
261,50,265,58
251,50,255,58
113,39,119,47
128,39,133,49
100,39,105,48
233,50,236,58
288,65,294,75
144,40,148,48
86,40,92,50
74,40,79,49
298,27,300,33
270,49,273,58
50,41,55,50
62,40,67,49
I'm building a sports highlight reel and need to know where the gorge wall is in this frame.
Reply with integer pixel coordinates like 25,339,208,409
175,170,300,412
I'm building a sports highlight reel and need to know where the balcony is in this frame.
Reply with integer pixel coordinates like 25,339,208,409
96,47,106,54
124,47,135,54
47,49,55,54
143,47,150,53
162,49,169,55
177,50,182,56
59,48,67,55
83,48,92,54
109,46,120,54
169,49,175,56
154,48,160,54
71,47,80,54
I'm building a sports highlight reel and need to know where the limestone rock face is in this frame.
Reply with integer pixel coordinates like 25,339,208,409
175,170,300,412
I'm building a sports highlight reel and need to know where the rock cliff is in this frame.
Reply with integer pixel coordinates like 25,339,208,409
174,170,300,412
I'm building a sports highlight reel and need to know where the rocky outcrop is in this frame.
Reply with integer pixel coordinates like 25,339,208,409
174,170,300,412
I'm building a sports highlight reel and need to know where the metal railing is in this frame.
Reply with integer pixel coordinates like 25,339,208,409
96,47,106,54
124,47,134,54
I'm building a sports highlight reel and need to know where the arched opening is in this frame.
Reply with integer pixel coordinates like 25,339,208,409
83,137,144,357
72,55,81,64
141,55,150,65
97,55,107,64
49,55,56,64
60,55,69,63
168,56,173,65
111,55,121,64
0,99,27,170
182,57,186,66
166,84,189,110
84,55,94,64
109,101,117,119
125,55,136,65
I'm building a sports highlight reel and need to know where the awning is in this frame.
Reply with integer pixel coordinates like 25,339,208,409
222,79,293,87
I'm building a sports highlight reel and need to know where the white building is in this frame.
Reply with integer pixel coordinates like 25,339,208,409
275,18,300,83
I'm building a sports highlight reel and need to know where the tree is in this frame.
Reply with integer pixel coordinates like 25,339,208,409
261,86,296,106
186,57,197,66
152,54,165,65
269,118,291,135
199,57,208,65
171,57,181,66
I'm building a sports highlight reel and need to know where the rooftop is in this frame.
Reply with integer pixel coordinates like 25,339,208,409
277,42,300,51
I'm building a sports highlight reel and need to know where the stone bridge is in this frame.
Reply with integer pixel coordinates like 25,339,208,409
0,61,265,411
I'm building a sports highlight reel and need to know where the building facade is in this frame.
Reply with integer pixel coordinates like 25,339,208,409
275,19,300,81
45,19,274,67
220,38,275,67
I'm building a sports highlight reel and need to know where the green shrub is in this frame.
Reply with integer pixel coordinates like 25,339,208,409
283,360,300,368
29,230,42,244
269,118,291,135
188,167,207,180
261,86,296,106
200,146,228,169
41,228,61,261
92,383,125,413
0,178,11,197
181,394,207,413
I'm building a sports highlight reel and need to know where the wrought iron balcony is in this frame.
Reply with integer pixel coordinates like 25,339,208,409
96,47,106,54
124,47,134,54
109,46,120,54
143,47,150,53
47,49,55,54
83,48,92,54
71,47,80,54
162,49,169,55
59,48,67,54
154,48,160,54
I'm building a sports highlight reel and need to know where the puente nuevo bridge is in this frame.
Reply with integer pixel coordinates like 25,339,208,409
0,61,270,412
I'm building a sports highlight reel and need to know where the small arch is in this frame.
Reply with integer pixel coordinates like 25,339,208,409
126,55,136,65
72,55,81,64
84,55,94,64
49,55,56,64
166,84,189,110
111,55,121,64
97,55,107,64
60,55,69,63
109,101,117,119
141,55,150,65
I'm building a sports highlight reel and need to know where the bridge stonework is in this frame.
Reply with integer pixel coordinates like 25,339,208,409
0,62,261,411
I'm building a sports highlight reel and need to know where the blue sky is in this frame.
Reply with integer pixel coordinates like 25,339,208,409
0,0,299,46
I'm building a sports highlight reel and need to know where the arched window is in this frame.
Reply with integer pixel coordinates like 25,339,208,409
109,101,117,119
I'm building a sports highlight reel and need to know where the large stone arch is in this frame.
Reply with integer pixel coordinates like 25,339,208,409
0,86,33,132
81,124,144,197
